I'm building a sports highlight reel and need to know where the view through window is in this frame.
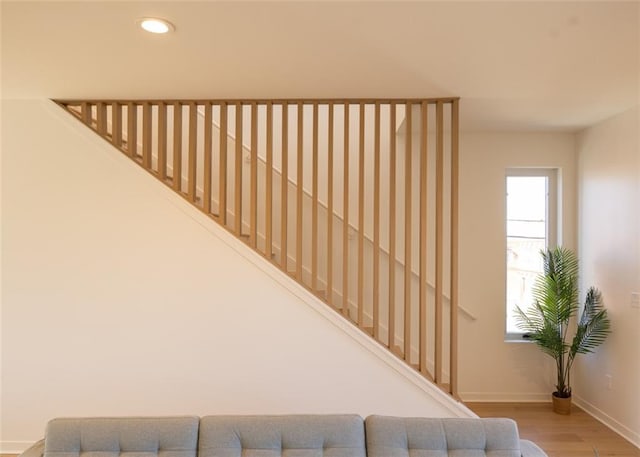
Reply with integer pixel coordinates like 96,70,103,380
506,169,557,337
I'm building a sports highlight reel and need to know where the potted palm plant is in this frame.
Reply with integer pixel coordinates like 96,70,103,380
515,247,611,414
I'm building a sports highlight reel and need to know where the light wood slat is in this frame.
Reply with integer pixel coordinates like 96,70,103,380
111,102,122,148
373,102,380,339
142,102,152,169
450,99,460,396
312,102,319,291
404,102,412,360
96,102,107,135
327,102,334,307
435,100,444,384
219,102,228,225
358,103,365,328
388,103,397,350
172,102,182,192
187,102,197,201
250,102,258,248
296,102,303,282
127,102,137,158
281,103,289,271
157,102,167,180
419,100,428,375
81,102,92,125
203,102,213,214
342,102,350,317
235,102,243,236
265,102,273,260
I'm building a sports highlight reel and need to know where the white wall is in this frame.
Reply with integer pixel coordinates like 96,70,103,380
457,131,577,401
0,100,471,452
574,107,640,447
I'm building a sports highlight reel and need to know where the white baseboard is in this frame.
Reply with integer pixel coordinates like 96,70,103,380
459,392,551,403
1,441,34,454
573,396,640,449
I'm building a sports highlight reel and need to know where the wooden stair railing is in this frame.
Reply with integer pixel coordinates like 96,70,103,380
55,98,460,397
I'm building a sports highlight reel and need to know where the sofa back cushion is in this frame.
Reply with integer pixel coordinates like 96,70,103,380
199,415,365,457
365,416,521,457
43,417,199,457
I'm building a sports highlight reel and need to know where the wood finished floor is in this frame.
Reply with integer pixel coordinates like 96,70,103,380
467,402,639,457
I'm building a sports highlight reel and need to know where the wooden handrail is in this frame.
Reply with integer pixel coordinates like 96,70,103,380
55,98,461,395
57,97,461,105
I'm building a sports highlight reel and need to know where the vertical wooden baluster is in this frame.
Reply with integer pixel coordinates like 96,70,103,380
450,99,460,396
82,102,92,125
389,103,397,350
404,102,412,361
188,102,197,202
111,102,122,149
127,102,137,158
373,102,381,340
219,102,228,225
419,100,429,376
296,102,304,282
250,102,258,248
435,100,444,384
96,102,107,135
388,102,396,350
158,102,167,181
172,102,182,192
235,102,243,236
358,103,365,328
142,102,152,169
281,103,289,271
265,102,274,260
312,102,319,293
327,102,334,307
342,102,350,318
203,102,213,214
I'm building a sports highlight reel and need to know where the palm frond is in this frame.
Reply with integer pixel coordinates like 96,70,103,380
531,247,579,325
515,300,565,359
570,288,611,357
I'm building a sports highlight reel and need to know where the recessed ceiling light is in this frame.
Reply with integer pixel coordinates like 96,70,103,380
137,18,175,34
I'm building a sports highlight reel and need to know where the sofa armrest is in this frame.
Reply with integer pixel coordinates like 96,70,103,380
19,439,45,457
520,439,548,457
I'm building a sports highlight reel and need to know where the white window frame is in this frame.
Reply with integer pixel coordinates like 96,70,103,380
505,168,558,341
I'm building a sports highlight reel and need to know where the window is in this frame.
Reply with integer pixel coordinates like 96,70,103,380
505,168,558,339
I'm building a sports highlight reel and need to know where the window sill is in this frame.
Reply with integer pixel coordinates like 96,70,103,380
504,333,535,343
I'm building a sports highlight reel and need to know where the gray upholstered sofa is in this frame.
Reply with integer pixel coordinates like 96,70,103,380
20,415,547,457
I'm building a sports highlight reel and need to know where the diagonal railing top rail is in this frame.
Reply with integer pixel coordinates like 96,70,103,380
55,98,460,397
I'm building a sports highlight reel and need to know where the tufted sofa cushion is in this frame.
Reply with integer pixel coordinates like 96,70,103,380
365,416,522,457
43,417,199,457
199,415,366,457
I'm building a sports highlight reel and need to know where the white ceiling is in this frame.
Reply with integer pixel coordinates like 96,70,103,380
2,1,638,131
